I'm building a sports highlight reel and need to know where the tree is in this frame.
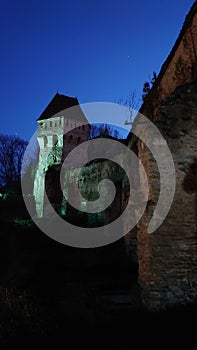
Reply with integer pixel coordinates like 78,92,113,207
0,134,28,188
142,71,157,101
116,89,140,125
117,89,140,111
88,123,120,139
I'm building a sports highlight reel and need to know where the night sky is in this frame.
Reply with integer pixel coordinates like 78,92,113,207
0,0,195,141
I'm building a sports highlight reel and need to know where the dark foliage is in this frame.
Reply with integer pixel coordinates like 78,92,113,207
182,158,197,193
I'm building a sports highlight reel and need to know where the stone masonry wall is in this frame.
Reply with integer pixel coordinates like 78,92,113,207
138,81,197,310
133,2,197,309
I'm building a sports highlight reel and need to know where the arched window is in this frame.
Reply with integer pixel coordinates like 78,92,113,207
43,136,48,147
53,135,58,146
68,135,73,144
77,137,81,144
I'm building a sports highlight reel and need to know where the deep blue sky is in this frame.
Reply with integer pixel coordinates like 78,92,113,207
0,0,195,141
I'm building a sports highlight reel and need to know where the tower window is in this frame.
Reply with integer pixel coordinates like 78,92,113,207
68,135,73,144
43,136,48,147
53,135,58,146
77,137,81,144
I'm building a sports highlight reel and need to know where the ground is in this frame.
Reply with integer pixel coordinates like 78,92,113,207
0,219,197,349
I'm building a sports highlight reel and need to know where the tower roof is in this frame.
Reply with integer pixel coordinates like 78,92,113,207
37,93,84,121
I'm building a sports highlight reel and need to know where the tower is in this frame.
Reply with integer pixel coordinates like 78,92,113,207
33,93,89,218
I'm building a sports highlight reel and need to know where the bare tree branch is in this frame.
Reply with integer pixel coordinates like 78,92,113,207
0,134,28,187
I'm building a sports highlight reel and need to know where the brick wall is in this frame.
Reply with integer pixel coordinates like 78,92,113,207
130,2,197,309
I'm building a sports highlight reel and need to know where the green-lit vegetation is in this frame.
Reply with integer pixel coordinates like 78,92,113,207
13,218,33,228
